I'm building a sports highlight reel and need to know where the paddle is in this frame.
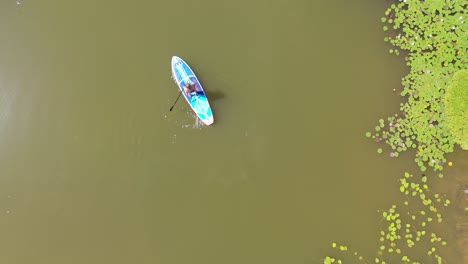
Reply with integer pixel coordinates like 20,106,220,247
169,91,183,111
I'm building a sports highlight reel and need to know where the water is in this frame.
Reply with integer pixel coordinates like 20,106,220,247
0,0,463,263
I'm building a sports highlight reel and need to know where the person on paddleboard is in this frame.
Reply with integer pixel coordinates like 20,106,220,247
183,80,197,96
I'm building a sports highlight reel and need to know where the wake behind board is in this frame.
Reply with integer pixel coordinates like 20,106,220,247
171,56,214,126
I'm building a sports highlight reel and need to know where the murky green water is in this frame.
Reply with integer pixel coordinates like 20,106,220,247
0,0,464,263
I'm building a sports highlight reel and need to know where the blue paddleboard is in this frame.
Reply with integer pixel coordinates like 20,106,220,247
171,56,214,125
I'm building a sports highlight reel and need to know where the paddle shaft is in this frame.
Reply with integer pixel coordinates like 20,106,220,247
169,91,183,111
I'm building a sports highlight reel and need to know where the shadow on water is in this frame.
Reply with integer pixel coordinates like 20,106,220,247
204,89,225,102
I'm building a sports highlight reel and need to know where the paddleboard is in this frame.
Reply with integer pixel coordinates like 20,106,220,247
171,56,214,126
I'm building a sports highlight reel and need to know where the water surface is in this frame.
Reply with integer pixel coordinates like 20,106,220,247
1,0,461,263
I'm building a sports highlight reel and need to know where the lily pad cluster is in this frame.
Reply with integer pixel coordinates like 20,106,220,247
323,172,450,264
444,69,468,150
323,1,463,263
368,0,468,171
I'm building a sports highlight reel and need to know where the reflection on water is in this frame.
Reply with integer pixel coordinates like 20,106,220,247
0,74,17,139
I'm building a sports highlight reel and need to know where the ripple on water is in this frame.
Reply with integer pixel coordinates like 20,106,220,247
164,100,204,130
111,115,145,159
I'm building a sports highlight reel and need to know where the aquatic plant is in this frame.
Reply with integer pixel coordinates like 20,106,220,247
322,1,463,263
323,172,450,264
368,0,468,172
444,69,468,150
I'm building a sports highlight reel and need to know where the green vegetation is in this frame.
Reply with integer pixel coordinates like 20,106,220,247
323,172,450,264
368,0,467,172
444,69,468,150
324,0,467,263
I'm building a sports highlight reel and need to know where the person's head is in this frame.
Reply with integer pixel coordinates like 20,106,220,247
184,82,190,88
